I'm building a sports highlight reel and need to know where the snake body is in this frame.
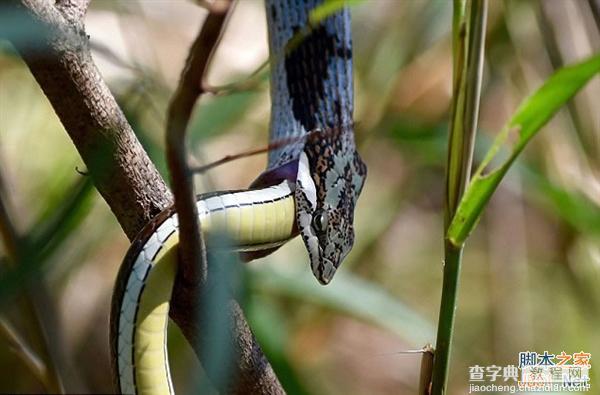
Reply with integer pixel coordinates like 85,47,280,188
110,1,366,394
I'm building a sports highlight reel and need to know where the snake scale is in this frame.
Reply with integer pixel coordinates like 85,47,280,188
110,1,367,394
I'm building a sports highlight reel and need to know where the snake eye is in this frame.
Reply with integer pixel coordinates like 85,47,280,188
312,210,328,233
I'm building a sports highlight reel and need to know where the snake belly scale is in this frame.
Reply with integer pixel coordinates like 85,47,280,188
110,1,367,394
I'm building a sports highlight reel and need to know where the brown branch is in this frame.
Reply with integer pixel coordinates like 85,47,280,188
54,0,90,25
5,0,173,240
202,58,269,95
189,126,333,174
4,0,284,393
190,144,274,174
166,0,234,287
166,1,284,393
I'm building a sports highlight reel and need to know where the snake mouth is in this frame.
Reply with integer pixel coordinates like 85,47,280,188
315,257,336,285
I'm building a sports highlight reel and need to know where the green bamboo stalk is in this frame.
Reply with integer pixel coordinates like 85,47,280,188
431,1,488,393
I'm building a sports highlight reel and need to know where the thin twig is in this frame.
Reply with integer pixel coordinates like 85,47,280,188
190,144,274,174
166,0,233,285
202,59,269,95
189,126,343,174
0,317,49,389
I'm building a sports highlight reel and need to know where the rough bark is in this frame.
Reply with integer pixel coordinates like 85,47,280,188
4,0,173,240
171,286,285,395
3,0,284,393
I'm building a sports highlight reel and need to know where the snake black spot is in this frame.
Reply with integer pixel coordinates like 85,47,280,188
285,25,348,131
333,100,342,125
270,5,277,20
335,46,352,59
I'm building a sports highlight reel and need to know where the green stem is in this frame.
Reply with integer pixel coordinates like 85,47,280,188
431,243,464,394
431,0,487,393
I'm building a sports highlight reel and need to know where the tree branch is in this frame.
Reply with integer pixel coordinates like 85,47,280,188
54,0,90,25
4,0,173,240
3,0,284,393
166,1,284,393
166,0,234,288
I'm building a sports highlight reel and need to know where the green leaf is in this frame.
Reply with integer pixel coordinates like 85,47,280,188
194,237,245,393
447,54,600,246
309,0,365,25
521,165,600,235
0,176,95,304
29,176,95,257
248,265,434,346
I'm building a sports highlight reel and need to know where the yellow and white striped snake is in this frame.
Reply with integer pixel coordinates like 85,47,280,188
110,1,367,394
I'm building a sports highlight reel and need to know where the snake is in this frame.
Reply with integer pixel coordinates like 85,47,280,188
110,1,367,394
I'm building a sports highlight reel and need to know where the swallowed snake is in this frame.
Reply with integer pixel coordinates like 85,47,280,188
110,1,366,393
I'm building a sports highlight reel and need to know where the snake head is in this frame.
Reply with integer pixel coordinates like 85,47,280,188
295,129,367,285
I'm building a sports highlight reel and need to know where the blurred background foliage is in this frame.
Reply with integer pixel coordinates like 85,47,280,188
0,0,599,394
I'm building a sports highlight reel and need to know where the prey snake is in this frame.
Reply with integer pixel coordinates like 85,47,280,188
110,1,367,393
